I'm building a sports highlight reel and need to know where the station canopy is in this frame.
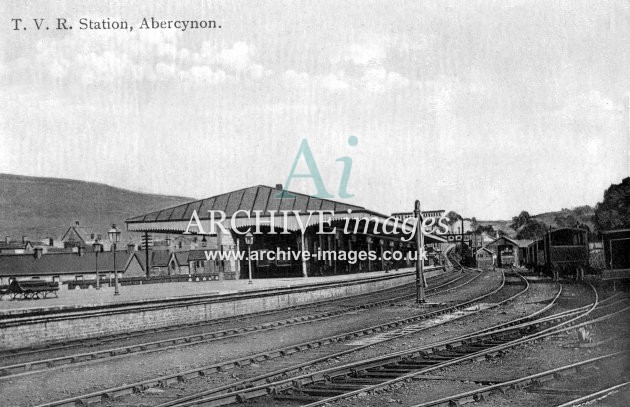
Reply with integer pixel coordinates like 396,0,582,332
126,185,446,243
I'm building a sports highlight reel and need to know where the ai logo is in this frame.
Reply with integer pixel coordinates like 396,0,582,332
277,136,358,199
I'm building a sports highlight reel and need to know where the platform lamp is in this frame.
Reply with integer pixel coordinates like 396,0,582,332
93,241,103,289
389,240,395,272
108,224,122,296
245,232,254,284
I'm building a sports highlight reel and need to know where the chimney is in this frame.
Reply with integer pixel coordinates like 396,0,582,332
48,237,54,246
275,183,283,190
77,246,85,256
75,220,80,226
5,236,9,244
22,236,28,243
127,242,135,254
34,247,43,259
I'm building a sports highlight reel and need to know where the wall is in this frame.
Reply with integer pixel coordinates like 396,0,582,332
0,269,443,350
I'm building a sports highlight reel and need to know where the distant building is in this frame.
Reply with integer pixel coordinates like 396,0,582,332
451,218,474,234
391,210,445,221
0,237,34,255
475,247,494,269
483,236,529,267
60,220,101,248
0,246,141,285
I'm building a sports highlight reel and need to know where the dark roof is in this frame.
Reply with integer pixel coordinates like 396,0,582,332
174,252,189,264
60,225,98,243
0,242,32,250
0,251,135,277
126,185,368,223
188,249,212,261
486,236,520,247
151,250,171,267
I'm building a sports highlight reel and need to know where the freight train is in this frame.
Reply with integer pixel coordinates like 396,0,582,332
523,227,589,281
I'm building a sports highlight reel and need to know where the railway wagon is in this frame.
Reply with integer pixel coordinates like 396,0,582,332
525,227,589,281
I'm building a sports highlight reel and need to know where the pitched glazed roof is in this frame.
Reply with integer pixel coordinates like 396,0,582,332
0,251,135,277
126,185,368,223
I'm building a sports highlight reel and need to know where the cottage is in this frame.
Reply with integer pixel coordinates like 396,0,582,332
0,238,33,255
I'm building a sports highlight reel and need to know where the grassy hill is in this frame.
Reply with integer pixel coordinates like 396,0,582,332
478,206,596,238
0,173,193,243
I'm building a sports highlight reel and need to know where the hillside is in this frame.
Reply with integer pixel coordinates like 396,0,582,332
478,205,596,238
0,174,193,242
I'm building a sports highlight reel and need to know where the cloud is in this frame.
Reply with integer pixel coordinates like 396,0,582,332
3,25,270,87
361,67,410,93
283,70,310,88
320,72,349,92
344,43,386,66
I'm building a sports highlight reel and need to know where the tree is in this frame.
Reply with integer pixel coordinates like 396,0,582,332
475,224,495,234
593,177,630,231
446,211,462,225
516,220,548,240
554,213,578,228
470,217,478,231
510,211,531,230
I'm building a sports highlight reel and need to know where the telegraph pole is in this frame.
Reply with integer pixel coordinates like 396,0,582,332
143,232,151,277
414,200,426,303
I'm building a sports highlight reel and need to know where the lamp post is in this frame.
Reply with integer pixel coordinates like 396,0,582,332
245,232,254,284
414,200,426,303
379,239,385,272
108,224,121,295
389,240,395,271
93,241,103,289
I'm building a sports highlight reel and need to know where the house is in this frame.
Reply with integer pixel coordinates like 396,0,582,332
131,249,191,276
0,246,140,285
172,252,190,274
0,237,34,255
187,249,234,279
60,220,101,248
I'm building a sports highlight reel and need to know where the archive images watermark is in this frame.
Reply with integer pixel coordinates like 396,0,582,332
182,137,451,241
183,209,450,242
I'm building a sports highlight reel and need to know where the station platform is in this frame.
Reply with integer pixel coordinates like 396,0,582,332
0,267,445,316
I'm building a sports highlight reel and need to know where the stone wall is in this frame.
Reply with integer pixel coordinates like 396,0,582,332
0,268,444,350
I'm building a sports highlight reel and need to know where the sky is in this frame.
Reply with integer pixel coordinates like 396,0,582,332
0,0,628,220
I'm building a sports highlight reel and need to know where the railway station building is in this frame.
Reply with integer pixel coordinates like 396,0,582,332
125,184,447,280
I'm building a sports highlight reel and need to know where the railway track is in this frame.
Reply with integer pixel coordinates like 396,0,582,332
0,270,476,379
0,270,443,359
407,351,630,407
555,381,630,407
29,267,514,407
242,285,627,407
155,282,624,407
